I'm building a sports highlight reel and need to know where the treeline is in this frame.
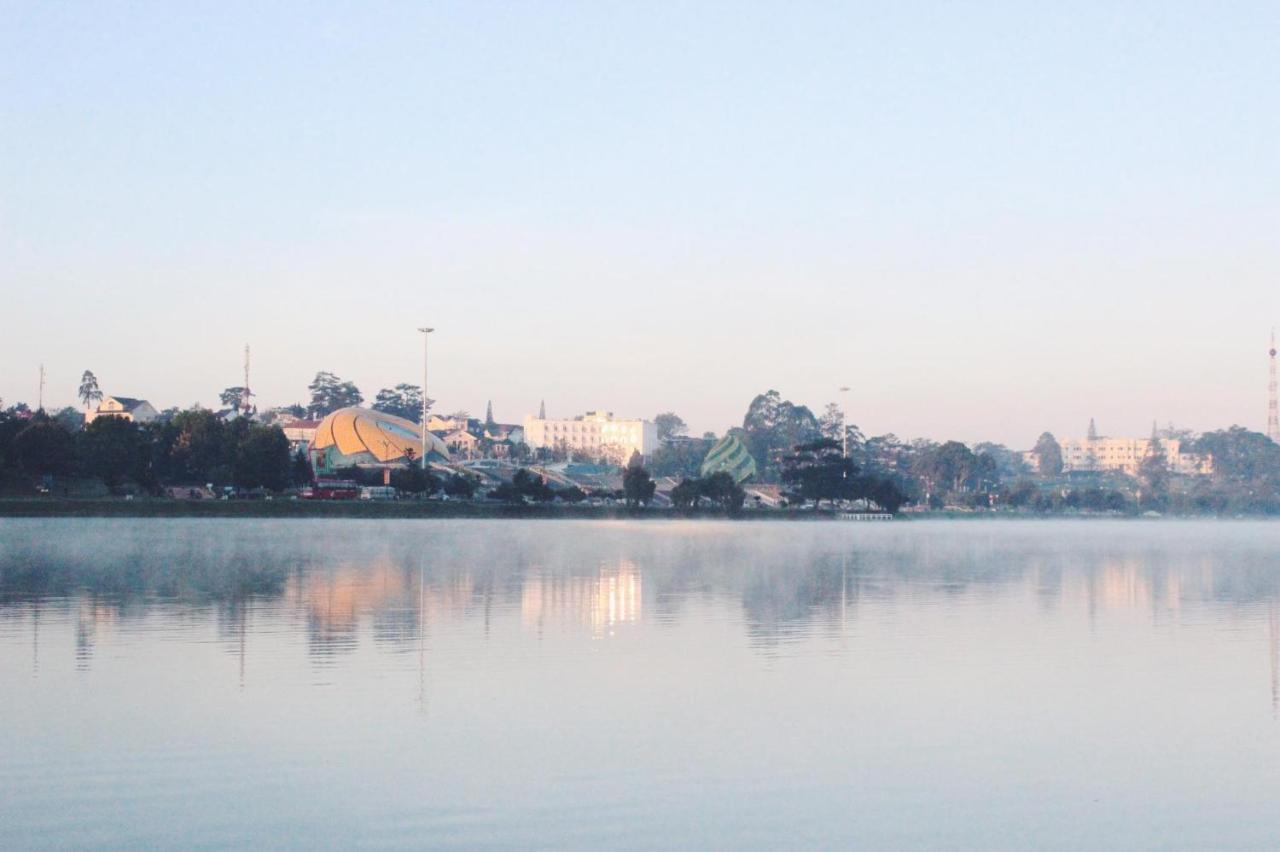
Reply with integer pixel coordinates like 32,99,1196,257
651,390,1280,515
0,407,305,494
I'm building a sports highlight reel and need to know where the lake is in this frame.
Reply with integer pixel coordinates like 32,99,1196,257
3,518,1280,849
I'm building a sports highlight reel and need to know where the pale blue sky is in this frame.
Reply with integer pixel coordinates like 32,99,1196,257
2,2,1277,445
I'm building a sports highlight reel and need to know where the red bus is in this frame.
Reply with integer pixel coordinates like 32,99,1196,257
302,479,360,500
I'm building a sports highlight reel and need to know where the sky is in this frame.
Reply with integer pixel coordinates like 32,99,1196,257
2,1,1278,447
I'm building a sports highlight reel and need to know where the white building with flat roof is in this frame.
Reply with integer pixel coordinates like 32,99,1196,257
1025,423,1212,477
522,410,658,464
1058,436,1210,476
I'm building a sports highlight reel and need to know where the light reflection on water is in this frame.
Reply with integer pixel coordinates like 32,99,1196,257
3,518,1280,848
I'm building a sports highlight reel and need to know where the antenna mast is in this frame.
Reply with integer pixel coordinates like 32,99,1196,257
1268,330,1279,444
38,364,45,412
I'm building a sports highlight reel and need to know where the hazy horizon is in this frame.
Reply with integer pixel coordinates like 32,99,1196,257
4,2,1278,447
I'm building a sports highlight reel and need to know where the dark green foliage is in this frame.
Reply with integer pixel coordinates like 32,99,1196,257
51,407,84,433
669,472,746,513
911,440,981,499
868,477,906,513
622,463,656,507
78,370,102,410
307,372,363,418
781,439,856,506
1137,436,1169,510
973,442,1030,480
1032,432,1063,477
648,436,714,478
76,417,147,489
219,387,250,413
653,412,687,441
699,472,745,512
389,466,439,495
150,409,232,485
443,473,477,499
233,426,291,491
291,451,315,487
739,390,821,481
492,468,555,503
1187,427,1280,513
373,384,424,422
557,485,588,503
13,417,75,476
670,478,701,510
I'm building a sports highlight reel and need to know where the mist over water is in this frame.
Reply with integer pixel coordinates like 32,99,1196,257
3,519,1280,849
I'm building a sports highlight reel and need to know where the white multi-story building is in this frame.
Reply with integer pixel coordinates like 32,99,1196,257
1055,436,1211,476
522,410,658,463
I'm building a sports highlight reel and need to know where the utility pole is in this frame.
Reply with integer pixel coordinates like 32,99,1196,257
1269,329,1279,444
839,386,851,459
38,364,45,412
418,326,434,471
243,344,252,415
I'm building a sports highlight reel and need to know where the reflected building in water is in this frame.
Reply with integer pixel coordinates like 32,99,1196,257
521,560,642,637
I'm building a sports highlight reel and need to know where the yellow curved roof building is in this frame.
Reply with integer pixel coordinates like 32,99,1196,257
312,407,450,468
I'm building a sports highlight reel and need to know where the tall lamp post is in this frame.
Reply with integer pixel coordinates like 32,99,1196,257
838,386,851,460
418,326,434,472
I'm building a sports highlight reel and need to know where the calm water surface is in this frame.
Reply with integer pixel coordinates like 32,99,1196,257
3,518,1280,849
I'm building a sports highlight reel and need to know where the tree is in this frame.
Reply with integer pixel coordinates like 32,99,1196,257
869,477,906,513
291,450,314,487
76,416,146,489
219,386,250,414
1187,425,1280,514
910,441,979,501
390,466,440,495
1138,425,1170,509
154,409,231,485
233,425,291,491
818,403,843,442
307,372,363,418
13,418,75,477
51,407,84,433
654,412,688,442
498,468,555,503
649,435,714,478
373,384,424,422
670,478,702,510
622,460,656,507
557,485,587,503
739,390,821,481
973,442,1030,481
78,371,102,411
444,473,477,499
780,438,856,507
700,471,746,513
1032,432,1063,477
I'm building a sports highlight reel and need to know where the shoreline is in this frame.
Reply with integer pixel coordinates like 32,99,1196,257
0,498,1267,520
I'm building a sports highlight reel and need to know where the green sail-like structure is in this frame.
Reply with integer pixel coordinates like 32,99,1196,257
699,435,757,484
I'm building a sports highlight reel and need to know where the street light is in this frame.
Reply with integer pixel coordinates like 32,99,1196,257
838,386,851,460
418,326,434,471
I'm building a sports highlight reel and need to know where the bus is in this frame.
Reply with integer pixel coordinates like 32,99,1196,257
302,479,360,500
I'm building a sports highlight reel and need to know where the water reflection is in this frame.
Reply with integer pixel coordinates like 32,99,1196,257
5,521,1280,666
521,561,642,637
7,519,1280,848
